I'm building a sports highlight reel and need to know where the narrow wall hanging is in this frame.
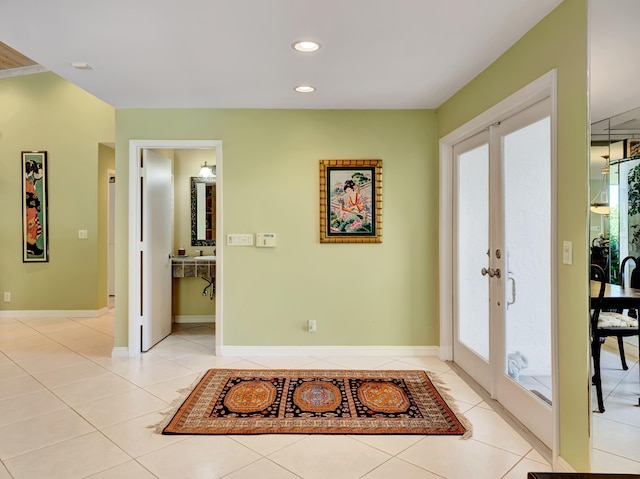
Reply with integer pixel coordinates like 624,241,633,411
22,151,48,262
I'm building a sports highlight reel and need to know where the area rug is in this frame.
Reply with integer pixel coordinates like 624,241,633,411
162,369,471,436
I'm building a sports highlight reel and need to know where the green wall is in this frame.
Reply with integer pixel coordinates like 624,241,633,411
115,109,438,347
436,0,590,470
0,73,114,311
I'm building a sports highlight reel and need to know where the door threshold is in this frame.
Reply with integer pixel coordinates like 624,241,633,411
448,361,552,464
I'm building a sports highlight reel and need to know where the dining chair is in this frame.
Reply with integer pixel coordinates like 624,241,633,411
608,255,640,370
590,263,639,413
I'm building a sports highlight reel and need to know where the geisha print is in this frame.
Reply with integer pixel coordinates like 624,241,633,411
24,158,45,257
328,169,374,234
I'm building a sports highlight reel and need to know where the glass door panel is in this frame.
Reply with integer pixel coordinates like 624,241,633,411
503,115,552,404
457,144,490,360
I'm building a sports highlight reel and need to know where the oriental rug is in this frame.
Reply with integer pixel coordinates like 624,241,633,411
162,369,471,436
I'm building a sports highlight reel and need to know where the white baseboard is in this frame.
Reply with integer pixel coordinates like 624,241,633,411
174,315,215,324
218,345,439,357
553,456,575,472
111,347,130,358
0,308,108,319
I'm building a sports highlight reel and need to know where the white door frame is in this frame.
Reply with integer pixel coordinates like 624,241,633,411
438,70,559,456
128,139,223,356
107,169,116,300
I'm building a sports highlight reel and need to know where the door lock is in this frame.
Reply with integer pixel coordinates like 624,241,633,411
481,267,501,278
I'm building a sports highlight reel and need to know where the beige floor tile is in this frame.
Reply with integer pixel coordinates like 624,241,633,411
84,460,157,479
3,339,68,362
74,316,116,336
0,374,44,400
436,371,483,406
0,462,12,479
501,457,553,478
101,410,188,457
594,393,640,428
3,431,130,479
398,436,520,479
592,448,640,474
137,436,261,479
237,356,318,369
349,434,424,456
31,360,110,388
593,416,640,462
18,317,76,331
318,356,398,370
0,408,95,460
361,458,443,478
525,447,551,465
230,434,308,456
0,389,67,427
391,356,453,373
51,371,138,406
103,358,196,387
172,353,246,372
143,371,200,402
146,337,213,360
463,406,532,455
222,458,301,478
268,435,391,479
16,349,88,374
75,388,168,428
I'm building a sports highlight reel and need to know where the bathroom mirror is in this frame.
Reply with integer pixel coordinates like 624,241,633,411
191,177,216,246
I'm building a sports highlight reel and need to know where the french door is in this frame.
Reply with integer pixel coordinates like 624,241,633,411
453,98,554,447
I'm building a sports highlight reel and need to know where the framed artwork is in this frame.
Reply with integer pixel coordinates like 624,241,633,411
190,176,216,246
22,151,49,262
626,139,640,159
319,159,382,243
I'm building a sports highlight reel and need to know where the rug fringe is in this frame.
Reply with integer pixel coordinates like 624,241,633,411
424,370,473,440
151,371,208,434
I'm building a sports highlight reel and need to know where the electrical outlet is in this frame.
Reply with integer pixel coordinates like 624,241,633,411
308,320,316,332
3,292,10,302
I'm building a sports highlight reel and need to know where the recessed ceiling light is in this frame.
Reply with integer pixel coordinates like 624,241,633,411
292,41,320,53
294,85,316,93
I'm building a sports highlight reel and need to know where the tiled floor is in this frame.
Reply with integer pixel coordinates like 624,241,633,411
1,307,557,479
591,345,640,473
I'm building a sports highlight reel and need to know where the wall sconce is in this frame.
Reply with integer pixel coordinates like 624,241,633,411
199,161,216,178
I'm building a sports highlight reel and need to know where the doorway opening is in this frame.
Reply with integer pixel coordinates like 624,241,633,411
127,139,223,356
439,71,558,450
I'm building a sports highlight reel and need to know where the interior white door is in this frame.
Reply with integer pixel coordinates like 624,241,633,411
453,98,554,447
141,149,173,351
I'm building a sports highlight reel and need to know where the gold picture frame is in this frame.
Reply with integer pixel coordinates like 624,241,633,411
319,159,382,243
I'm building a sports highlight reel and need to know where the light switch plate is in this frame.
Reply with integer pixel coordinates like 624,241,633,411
227,234,254,246
78,229,88,239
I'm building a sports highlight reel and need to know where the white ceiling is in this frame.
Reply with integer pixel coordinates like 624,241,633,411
0,1,636,123
0,0,565,110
